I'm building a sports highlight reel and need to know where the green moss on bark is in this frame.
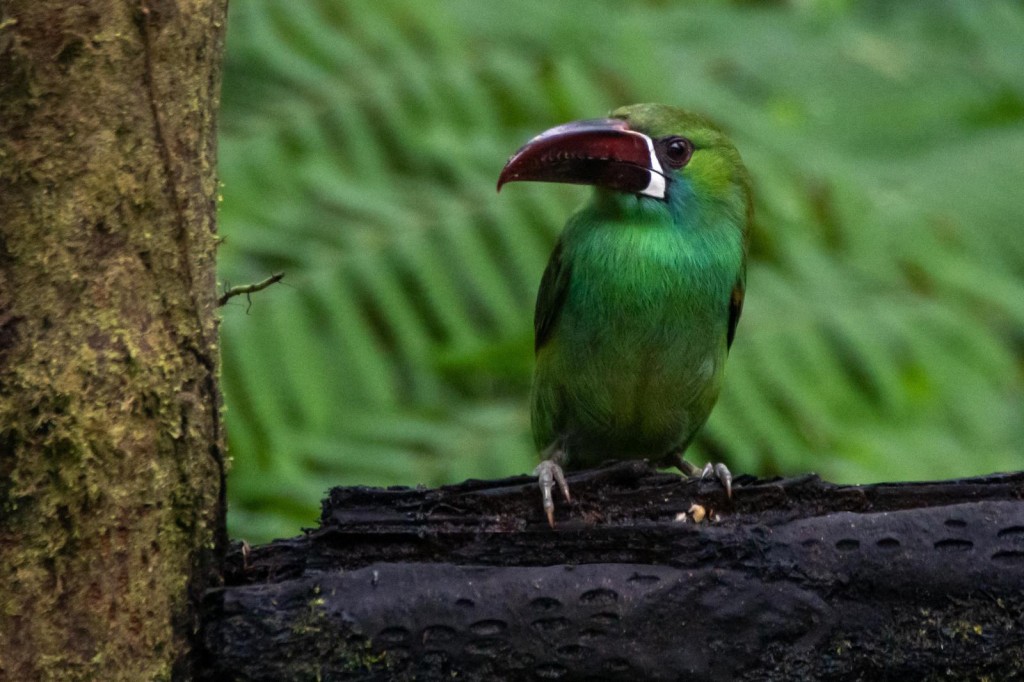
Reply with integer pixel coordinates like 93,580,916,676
0,1,228,679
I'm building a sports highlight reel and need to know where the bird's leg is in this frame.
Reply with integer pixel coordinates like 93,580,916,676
667,450,701,477
533,443,571,527
666,450,733,498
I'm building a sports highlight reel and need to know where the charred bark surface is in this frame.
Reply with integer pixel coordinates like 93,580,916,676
202,462,1024,681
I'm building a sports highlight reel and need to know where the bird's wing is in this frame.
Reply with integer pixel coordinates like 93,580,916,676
534,240,572,353
726,266,745,350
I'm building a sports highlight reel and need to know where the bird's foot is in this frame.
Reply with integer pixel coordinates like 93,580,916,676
699,461,733,499
669,453,733,498
533,459,571,528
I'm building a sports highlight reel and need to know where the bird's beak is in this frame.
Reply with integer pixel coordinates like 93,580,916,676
497,118,667,199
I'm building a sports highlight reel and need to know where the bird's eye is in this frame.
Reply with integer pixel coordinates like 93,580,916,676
663,137,694,169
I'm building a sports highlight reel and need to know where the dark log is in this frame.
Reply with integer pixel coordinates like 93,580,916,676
200,462,1024,681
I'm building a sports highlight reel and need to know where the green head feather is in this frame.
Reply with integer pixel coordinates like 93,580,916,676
611,103,752,229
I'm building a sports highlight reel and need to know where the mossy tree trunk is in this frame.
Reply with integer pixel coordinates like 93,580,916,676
0,1,228,679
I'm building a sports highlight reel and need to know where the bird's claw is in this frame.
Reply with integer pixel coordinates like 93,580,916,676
667,451,733,498
534,459,571,527
699,461,733,498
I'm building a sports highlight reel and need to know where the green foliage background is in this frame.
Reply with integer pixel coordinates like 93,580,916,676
218,0,1024,542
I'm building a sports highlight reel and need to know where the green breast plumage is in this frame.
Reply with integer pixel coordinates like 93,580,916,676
530,202,743,468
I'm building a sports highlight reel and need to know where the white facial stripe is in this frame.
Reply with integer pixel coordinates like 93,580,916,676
634,132,666,199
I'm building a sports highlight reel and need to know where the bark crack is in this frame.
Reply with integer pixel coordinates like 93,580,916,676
137,1,224,471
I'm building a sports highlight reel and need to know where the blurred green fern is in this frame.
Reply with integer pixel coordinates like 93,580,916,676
218,0,1024,542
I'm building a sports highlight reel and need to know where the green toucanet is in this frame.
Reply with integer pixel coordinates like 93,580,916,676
498,104,751,526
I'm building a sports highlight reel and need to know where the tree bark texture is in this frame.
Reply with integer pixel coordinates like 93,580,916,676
0,1,227,679
201,463,1024,681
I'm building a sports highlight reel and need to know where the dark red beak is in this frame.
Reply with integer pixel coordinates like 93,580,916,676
497,118,667,199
